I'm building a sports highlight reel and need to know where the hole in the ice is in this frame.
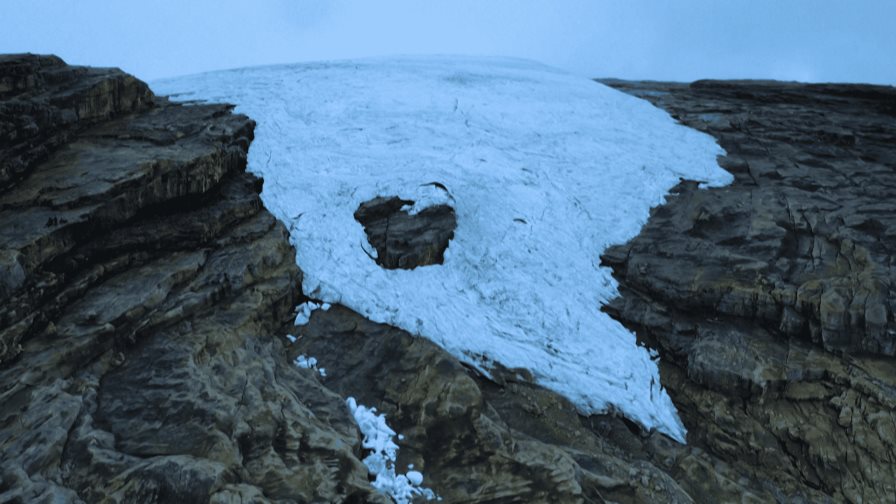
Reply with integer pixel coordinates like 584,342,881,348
354,194,456,270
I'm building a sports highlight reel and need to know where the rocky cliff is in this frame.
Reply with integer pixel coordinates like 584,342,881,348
0,54,384,503
1,55,893,503
600,79,896,502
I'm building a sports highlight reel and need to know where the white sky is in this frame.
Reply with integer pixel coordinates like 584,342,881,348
2,0,894,84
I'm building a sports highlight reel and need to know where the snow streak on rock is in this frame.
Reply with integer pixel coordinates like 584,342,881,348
155,57,731,441
346,397,439,503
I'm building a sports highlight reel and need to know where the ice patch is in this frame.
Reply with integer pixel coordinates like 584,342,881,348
294,300,329,326
294,354,318,368
293,354,325,377
154,56,732,441
346,397,439,502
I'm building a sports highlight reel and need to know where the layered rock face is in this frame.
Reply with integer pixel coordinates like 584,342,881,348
0,55,383,503
3,54,893,504
0,54,151,193
295,306,800,503
600,79,896,502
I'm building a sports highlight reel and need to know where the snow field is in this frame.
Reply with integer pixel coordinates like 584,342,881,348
155,56,731,442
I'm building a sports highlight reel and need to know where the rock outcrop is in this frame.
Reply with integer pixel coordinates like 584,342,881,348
354,195,456,270
0,55,383,503
0,54,151,194
600,79,896,502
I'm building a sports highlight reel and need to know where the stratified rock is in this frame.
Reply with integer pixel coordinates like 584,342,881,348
600,79,896,502
600,79,896,357
294,305,829,503
0,54,152,192
0,55,382,504
354,195,455,269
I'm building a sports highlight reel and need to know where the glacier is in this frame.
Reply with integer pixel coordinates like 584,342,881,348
154,56,731,442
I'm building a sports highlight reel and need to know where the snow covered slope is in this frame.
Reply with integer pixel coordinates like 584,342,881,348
154,57,731,441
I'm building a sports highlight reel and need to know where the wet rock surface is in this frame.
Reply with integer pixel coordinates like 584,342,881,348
600,79,896,502
0,55,383,503
354,195,455,270
601,79,896,357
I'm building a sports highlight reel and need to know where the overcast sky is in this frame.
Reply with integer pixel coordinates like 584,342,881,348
2,0,894,84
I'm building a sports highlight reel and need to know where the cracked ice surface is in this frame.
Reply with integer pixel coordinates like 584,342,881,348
155,57,731,441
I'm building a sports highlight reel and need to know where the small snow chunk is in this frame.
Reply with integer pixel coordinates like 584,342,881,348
346,397,439,503
318,368,327,377
406,470,424,486
286,334,297,343
294,301,322,326
294,354,318,369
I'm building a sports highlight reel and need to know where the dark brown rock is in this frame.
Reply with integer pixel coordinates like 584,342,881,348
600,79,896,357
0,54,153,193
0,56,383,504
600,79,896,502
354,194,455,270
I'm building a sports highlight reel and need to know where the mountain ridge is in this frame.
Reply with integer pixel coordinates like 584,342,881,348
1,54,893,503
